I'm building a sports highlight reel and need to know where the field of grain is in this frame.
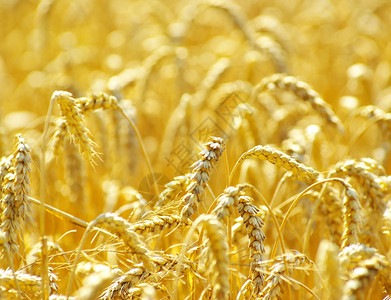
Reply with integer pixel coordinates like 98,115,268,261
1,0,391,299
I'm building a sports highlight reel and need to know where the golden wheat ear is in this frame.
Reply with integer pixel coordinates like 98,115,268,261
52,91,98,163
180,137,225,222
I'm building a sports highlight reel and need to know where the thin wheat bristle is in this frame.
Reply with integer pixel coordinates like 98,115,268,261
180,137,225,222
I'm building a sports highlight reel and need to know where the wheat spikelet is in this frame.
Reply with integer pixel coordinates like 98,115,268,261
76,92,119,112
213,185,243,219
1,169,19,253
52,91,97,162
255,74,344,132
180,137,225,222
99,267,150,300
0,155,13,198
340,182,362,248
27,241,63,296
52,119,68,158
230,103,262,147
254,35,287,73
234,145,319,182
330,159,391,246
13,134,31,217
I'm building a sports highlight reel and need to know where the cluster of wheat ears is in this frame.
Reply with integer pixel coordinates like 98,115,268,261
1,0,391,299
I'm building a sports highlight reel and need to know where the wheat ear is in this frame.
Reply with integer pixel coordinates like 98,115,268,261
205,0,287,72
0,270,41,298
180,137,225,222
259,252,314,299
254,74,345,132
67,213,155,297
195,215,229,300
230,145,319,184
155,173,190,208
238,195,266,294
339,244,390,300
52,91,97,162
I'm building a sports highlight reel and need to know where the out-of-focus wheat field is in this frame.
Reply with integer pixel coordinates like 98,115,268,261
1,0,391,299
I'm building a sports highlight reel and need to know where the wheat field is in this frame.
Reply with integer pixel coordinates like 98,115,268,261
1,0,391,299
